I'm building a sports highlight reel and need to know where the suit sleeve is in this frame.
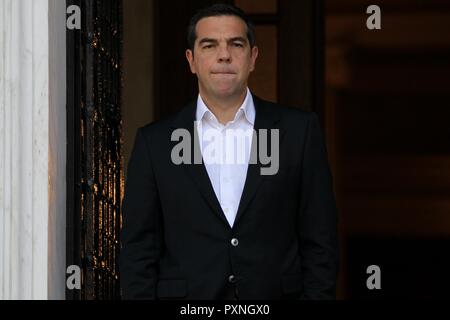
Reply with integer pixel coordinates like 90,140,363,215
119,127,163,300
297,112,339,300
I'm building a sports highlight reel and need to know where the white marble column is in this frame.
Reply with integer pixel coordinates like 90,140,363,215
0,0,66,299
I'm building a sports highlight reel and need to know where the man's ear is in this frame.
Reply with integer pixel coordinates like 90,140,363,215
186,49,196,74
249,46,259,72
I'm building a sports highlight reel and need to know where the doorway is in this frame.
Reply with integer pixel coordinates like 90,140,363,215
67,0,328,299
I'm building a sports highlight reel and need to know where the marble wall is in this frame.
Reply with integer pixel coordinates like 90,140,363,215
0,0,66,299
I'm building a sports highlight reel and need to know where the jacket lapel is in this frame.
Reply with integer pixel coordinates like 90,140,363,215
171,101,230,228
233,95,285,228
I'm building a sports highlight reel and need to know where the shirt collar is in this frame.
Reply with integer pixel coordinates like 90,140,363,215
196,88,255,125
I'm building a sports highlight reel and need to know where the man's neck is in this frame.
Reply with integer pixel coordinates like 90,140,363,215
200,89,248,125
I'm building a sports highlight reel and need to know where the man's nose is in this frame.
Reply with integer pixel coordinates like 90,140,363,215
217,45,231,63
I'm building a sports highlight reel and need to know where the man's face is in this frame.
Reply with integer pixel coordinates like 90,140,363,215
186,15,258,100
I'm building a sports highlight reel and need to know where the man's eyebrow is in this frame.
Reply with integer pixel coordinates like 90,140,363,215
228,37,247,43
198,38,219,45
198,37,248,45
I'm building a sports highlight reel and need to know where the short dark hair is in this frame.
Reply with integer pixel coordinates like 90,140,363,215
187,3,255,52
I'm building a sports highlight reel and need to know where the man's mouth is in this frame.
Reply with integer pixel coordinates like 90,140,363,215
211,70,236,75
211,72,236,76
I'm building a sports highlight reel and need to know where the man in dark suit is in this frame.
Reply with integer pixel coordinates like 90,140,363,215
120,4,339,300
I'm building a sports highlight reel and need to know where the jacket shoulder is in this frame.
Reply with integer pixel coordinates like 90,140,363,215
137,106,187,139
261,98,317,128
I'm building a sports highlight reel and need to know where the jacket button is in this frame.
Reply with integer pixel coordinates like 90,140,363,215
231,238,239,247
228,275,236,283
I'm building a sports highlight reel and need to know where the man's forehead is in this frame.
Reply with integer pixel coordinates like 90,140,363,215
195,15,247,38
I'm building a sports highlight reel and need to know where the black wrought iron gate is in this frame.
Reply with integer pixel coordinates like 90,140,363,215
66,0,123,300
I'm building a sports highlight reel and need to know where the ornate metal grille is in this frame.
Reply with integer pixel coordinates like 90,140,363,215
67,0,123,300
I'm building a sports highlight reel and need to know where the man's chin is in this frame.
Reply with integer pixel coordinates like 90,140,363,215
210,86,244,99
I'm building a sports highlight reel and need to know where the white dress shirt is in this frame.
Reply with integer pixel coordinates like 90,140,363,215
196,88,256,227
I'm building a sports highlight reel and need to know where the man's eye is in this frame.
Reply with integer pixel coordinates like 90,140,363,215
203,45,214,49
233,43,244,47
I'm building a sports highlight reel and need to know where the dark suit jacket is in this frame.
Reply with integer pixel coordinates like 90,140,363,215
119,94,339,300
